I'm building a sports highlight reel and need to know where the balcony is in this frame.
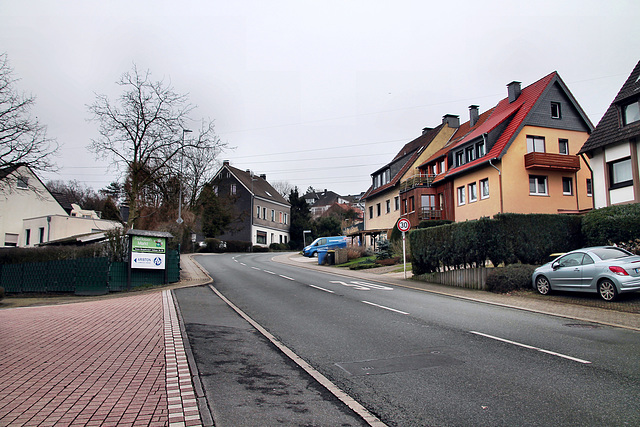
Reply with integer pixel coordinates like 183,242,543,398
419,207,442,220
524,152,580,172
399,174,435,193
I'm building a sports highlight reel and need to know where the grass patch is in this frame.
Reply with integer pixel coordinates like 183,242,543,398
336,256,375,268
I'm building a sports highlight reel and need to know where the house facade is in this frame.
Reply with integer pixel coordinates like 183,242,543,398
360,116,459,246
579,60,640,208
211,161,290,246
404,72,594,223
0,164,121,247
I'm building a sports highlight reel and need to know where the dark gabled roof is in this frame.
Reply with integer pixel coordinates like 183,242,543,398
579,60,640,154
223,164,290,206
362,124,446,200
311,190,341,207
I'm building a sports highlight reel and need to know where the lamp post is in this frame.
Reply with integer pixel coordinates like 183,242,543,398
176,128,192,224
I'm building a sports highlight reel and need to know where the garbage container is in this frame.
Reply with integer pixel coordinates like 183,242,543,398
326,250,335,265
317,249,328,265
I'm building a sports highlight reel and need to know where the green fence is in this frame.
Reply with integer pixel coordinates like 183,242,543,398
0,249,181,295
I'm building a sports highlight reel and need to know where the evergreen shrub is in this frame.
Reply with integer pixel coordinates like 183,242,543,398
582,203,640,246
485,264,537,293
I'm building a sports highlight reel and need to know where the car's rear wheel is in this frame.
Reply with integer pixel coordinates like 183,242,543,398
598,279,618,301
535,275,551,295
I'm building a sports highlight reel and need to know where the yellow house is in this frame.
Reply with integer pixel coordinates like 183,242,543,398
412,72,594,222
360,115,459,247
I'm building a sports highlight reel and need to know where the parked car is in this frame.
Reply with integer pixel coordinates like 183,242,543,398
532,246,640,301
302,236,347,257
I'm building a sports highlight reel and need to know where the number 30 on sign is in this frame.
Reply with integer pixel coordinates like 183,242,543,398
397,218,411,232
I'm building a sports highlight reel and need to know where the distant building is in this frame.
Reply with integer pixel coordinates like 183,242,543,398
211,161,291,246
579,60,640,208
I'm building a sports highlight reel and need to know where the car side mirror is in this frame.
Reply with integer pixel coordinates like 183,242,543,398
552,262,560,271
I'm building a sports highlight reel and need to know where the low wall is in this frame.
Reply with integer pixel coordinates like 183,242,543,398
419,267,490,290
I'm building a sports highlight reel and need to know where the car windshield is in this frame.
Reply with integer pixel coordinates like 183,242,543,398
590,247,632,261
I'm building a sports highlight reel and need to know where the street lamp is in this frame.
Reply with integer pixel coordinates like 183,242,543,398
176,128,192,224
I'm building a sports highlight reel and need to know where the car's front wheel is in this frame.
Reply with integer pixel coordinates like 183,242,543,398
598,279,618,301
535,275,551,295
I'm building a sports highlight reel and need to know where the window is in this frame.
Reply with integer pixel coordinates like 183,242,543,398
480,178,490,199
257,231,267,245
394,196,400,211
526,136,545,153
465,146,475,163
551,102,561,119
609,157,633,189
271,209,275,221
25,229,31,246
439,159,446,174
262,207,267,219
529,175,548,195
562,177,573,195
213,185,218,196
457,186,466,205
476,141,485,158
622,100,640,125
403,198,408,214
231,184,236,195
558,139,569,155
4,233,18,247
284,213,288,224
17,177,28,189
279,212,283,223
386,199,391,214
256,205,261,218
376,203,381,216
409,196,415,212
456,151,464,166
586,178,593,197
369,206,373,219
39,227,45,243
468,182,478,202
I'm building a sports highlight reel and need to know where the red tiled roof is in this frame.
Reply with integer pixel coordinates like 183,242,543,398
425,72,558,179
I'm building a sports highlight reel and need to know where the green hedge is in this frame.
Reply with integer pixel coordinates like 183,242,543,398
410,213,583,274
485,264,537,294
582,203,640,246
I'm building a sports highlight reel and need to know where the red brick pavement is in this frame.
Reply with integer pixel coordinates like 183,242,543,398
0,291,200,427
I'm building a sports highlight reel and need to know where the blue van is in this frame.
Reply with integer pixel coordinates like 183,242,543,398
302,236,347,257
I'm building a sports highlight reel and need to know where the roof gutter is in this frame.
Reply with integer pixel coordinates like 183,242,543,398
487,138,504,214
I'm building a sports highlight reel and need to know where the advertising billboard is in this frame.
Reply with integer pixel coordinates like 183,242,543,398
131,235,166,270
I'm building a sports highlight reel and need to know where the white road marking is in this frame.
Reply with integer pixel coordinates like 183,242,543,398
279,275,295,281
330,280,369,290
251,267,261,270
208,285,387,427
240,263,246,266
351,281,393,291
361,301,409,315
469,331,591,364
309,285,335,293
264,270,276,275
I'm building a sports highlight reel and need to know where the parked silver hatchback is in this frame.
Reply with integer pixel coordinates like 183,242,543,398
532,246,640,301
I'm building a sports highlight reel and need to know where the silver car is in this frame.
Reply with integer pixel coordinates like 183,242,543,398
532,246,640,301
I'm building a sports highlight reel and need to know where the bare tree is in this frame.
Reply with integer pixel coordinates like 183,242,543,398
88,65,225,227
0,53,58,190
271,180,294,198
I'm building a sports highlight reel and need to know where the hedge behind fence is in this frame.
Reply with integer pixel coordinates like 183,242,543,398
410,213,583,274
582,203,640,246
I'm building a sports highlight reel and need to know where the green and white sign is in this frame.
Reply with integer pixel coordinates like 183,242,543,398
131,236,166,269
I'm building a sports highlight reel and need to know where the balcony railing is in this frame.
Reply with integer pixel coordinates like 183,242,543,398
399,174,435,193
419,207,442,220
524,152,580,172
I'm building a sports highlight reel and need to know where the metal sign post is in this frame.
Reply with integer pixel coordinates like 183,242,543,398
396,218,411,279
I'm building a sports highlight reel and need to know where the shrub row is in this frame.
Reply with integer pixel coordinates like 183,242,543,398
410,213,583,274
581,203,640,246
485,264,537,294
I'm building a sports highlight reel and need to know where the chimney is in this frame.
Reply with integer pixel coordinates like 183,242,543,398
223,160,230,166
422,127,433,135
259,173,266,180
507,81,521,103
469,105,479,127
442,114,460,128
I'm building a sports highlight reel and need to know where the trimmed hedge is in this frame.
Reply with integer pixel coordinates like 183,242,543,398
582,203,640,246
485,264,537,294
410,213,583,274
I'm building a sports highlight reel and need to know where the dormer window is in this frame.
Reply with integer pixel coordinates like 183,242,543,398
551,102,561,119
622,100,640,125
17,177,28,189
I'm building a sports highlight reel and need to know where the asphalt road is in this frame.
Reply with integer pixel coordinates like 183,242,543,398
177,253,640,426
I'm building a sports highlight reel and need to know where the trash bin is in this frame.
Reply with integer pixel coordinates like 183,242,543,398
326,250,335,265
317,249,328,265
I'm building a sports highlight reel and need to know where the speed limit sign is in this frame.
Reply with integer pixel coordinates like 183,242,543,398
397,218,411,232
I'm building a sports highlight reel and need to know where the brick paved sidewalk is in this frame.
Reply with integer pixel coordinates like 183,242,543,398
0,290,202,427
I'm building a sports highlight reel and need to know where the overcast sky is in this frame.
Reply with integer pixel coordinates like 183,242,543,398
1,0,639,197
